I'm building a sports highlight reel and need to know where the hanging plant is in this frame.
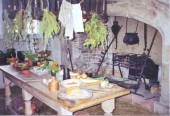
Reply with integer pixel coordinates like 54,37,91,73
84,13,108,49
40,9,60,50
13,9,23,40
3,10,16,49
23,0,37,52
23,0,32,40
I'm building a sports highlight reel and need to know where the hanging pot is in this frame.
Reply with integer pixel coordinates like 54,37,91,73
123,18,139,45
123,33,139,45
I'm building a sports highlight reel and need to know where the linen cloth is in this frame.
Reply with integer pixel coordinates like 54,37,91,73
72,3,84,33
58,0,84,40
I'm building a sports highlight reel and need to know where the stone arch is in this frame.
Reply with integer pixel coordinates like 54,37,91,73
107,1,170,115
107,1,170,43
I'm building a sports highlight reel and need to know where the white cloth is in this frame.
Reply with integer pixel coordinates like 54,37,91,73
59,0,73,40
72,3,84,33
58,0,84,40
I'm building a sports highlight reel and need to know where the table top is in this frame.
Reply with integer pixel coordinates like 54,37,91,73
0,65,50,82
0,65,130,112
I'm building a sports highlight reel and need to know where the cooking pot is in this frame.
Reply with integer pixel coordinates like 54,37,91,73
123,18,139,45
123,33,139,45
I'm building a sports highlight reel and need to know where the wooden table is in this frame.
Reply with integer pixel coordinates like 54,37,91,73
0,65,130,115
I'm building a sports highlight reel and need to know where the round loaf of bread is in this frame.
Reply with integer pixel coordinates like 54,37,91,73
66,87,83,98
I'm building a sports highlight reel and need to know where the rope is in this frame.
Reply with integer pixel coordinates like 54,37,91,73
79,0,84,4
126,18,139,33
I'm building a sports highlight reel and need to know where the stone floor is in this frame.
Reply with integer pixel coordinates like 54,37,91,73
0,85,159,115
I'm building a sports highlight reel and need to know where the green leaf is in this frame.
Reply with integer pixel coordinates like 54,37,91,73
84,13,108,49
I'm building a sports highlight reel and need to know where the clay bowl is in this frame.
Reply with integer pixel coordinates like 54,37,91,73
7,57,18,63
21,70,30,76
15,62,30,71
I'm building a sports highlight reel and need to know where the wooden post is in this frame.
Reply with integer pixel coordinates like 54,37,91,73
101,98,115,116
4,77,12,110
22,90,33,115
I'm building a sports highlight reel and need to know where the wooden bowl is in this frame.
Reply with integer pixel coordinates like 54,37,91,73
7,57,18,63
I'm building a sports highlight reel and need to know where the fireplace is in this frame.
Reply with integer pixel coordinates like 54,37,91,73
106,1,170,115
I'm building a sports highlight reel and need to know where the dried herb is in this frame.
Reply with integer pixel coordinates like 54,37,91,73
84,13,108,49
13,10,23,40
23,0,32,33
40,9,60,50
3,10,15,49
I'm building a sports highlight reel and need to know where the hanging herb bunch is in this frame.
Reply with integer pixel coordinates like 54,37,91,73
23,0,37,52
40,9,60,50
23,0,32,38
3,10,15,49
13,9,23,40
84,13,108,49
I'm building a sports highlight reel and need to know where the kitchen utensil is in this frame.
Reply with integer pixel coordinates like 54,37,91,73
123,18,139,45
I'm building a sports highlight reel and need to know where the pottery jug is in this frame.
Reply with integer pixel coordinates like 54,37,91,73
48,77,59,92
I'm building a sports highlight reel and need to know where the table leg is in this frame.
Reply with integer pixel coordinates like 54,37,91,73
101,98,115,116
57,106,73,115
4,77,12,110
22,90,33,115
